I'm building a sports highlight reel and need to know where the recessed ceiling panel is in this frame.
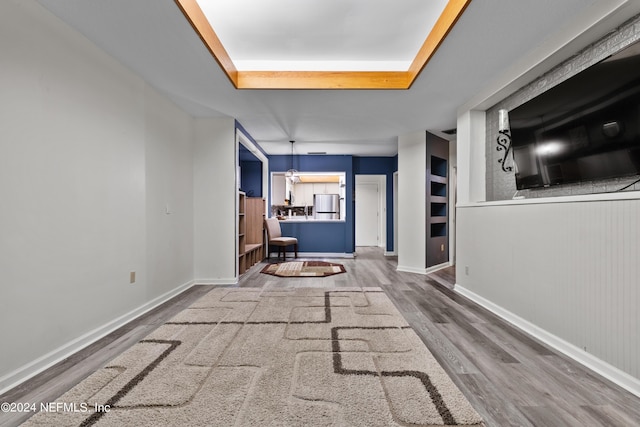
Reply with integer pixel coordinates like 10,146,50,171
195,0,448,71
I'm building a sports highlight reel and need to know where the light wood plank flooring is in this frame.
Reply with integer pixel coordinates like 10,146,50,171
2,247,639,426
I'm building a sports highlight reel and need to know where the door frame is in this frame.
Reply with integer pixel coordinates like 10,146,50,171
355,174,386,249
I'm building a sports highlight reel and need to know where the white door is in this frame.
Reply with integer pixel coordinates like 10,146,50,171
355,182,379,246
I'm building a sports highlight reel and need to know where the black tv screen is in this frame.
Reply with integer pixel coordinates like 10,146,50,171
510,40,640,190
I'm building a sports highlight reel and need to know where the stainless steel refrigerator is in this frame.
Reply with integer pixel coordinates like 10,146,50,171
313,194,340,220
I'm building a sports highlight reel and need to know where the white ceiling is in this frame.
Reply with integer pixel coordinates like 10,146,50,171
35,0,640,156
197,0,448,71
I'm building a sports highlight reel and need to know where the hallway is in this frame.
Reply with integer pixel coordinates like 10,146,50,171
2,248,639,426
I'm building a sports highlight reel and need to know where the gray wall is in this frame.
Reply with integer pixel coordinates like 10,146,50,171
486,14,640,201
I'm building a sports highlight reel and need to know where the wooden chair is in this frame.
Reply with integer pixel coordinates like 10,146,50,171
264,218,298,260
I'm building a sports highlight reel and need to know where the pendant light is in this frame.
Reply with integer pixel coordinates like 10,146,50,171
285,140,298,180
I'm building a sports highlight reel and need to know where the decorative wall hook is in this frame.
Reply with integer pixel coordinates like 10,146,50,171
497,109,513,172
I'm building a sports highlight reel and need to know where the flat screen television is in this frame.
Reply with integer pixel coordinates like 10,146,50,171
510,39,640,190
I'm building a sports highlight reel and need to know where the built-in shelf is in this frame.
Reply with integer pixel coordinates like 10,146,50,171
238,192,265,275
430,223,447,237
431,155,448,178
426,132,449,268
239,192,246,271
431,202,447,217
431,181,447,197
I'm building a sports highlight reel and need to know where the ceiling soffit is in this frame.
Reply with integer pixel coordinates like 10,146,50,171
174,0,471,89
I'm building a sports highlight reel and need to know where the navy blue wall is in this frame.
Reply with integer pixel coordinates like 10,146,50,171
269,155,355,254
236,121,266,197
240,160,262,197
353,156,398,252
236,120,398,255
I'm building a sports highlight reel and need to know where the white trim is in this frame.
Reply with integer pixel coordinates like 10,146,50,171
194,278,238,285
457,189,640,209
0,280,195,395
393,171,398,256
269,252,354,259
355,175,386,249
454,284,640,398
384,251,397,257
236,127,269,281
397,262,449,275
236,127,269,202
396,265,426,274
425,262,450,274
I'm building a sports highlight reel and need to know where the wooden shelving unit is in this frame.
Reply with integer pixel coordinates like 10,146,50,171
238,192,265,275
245,197,265,270
238,191,247,275
426,132,449,268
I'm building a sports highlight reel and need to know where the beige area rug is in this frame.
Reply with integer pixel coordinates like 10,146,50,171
23,288,482,426
261,261,347,277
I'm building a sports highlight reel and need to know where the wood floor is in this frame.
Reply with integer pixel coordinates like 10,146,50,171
2,247,639,426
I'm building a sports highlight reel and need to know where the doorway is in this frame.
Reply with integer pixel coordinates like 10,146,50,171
355,175,386,247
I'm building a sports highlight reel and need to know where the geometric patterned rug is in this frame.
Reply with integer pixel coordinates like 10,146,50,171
261,261,346,277
22,287,482,426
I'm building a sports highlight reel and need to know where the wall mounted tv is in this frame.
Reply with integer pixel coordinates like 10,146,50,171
510,40,640,190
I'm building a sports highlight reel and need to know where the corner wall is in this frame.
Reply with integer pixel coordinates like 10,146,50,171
193,118,237,283
397,131,426,273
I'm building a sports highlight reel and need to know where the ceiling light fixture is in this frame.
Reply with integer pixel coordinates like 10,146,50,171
285,140,298,180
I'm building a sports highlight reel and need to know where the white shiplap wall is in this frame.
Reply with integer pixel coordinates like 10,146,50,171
456,195,639,393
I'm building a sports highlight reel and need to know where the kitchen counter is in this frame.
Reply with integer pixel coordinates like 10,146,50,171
278,217,344,223
277,219,348,254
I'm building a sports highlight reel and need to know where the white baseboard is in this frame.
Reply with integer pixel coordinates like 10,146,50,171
425,263,450,274
0,280,195,395
383,251,397,256
397,262,449,275
194,278,238,285
455,284,640,398
396,265,427,274
268,252,354,259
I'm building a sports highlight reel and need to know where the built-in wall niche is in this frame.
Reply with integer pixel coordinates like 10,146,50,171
431,156,448,177
426,132,449,268
430,223,447,237
431,202,447,217
431,181,447,197
486,15,640,201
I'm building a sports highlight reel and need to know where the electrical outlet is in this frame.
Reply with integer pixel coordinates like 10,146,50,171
130,271,136,284
465,266,469,275
440,244,445,252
